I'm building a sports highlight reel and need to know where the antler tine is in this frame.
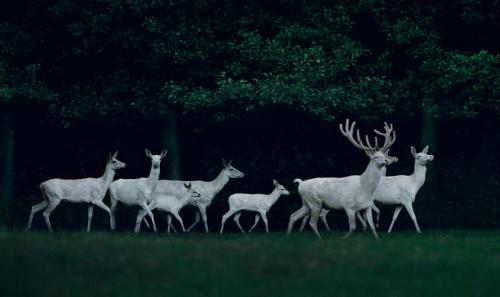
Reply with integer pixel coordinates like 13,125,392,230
339,119,367,151
364,134,377,150
375,121,396,152
355,129,372,151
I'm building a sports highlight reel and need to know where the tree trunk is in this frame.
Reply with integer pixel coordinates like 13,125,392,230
160,110,181,180
0,107,14,229
420,109,437,150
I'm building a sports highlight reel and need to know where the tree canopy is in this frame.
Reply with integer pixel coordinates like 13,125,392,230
1,0,499,122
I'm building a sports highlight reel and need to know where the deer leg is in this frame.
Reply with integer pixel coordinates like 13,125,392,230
320,209,331,231
166,214,172,234
186,210,201,232
364,208,379,239
86,205,94,232
372,204,381,228
248,213,260,232
308,205,322,239
137,202,156,233
43,199,61,232
110,198,118,230
171,211,186,232
342,209,356,239
387,206,403,233
403,203,421,233
233,212,245,233
93,201,111,230
199,205,209,233
356,211,367,230
27,201,48,230
219,209,237,234
299,215,309,232
260,211,270,233
134,209,147,233
287,205,310,235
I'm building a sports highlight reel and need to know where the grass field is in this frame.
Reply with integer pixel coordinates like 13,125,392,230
0,231,498,297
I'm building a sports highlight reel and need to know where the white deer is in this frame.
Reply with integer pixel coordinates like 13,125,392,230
134,182,201,233
287,119,398,238
303,146,433,234
27,151,126,232
153,159,245,232
109,149,167,232
371,145,434,233
219,179,290,234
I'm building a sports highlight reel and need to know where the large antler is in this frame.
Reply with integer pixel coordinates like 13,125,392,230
339,119,379,153
373,122,396,152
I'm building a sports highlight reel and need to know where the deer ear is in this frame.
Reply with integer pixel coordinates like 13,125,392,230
410,146,417,157
160,149,168,158
273,179,279,187
145,149,152,158
222,158,227,167
422,145,429,154
228,159,233,165
112,151,119,158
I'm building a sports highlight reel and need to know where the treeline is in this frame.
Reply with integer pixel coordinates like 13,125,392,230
0,0,499,231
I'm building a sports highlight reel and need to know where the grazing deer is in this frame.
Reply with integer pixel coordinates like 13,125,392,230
109,149,167,232
153,159,245,232
219,179,290,234
287,119,398,238
27,151,126,232
135,182,201,233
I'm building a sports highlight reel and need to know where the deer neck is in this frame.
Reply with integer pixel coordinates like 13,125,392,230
209,169,230,195
101,164,116,188
146,165,161,190
267,189,281,207
360,159,386,194
411,161,427,190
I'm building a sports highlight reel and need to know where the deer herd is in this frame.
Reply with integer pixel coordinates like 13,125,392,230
27,119,434,239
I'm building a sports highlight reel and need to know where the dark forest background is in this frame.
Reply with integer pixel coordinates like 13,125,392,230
0,0,499,232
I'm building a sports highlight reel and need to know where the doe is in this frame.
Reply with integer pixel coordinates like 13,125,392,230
219,179,290,234
27,151,126,232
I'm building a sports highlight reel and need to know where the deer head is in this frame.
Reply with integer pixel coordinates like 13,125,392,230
222,158,245,178
107,151,127,170
411,145,434,166
145,149,168,169
273,179,290,196
339,119,398,167
183,182,201,198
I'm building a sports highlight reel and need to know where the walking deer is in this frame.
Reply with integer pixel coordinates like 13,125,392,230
304,146,433,233
135,182,201,233
154,159,245,232
27,151,126,232
287,119,398,238
219,179,290,234
109,149,167,232
371,145,434,233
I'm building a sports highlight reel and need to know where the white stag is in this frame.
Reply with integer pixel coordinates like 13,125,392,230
154,159,245,232
109,149,167,232
27,151,126,232
219,179,290,234
135,182,201,233
287,119,398,238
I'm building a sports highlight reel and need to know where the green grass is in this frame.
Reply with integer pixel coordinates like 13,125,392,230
0,231,498,297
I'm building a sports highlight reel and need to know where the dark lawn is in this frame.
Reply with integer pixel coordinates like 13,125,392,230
0,231,498,297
